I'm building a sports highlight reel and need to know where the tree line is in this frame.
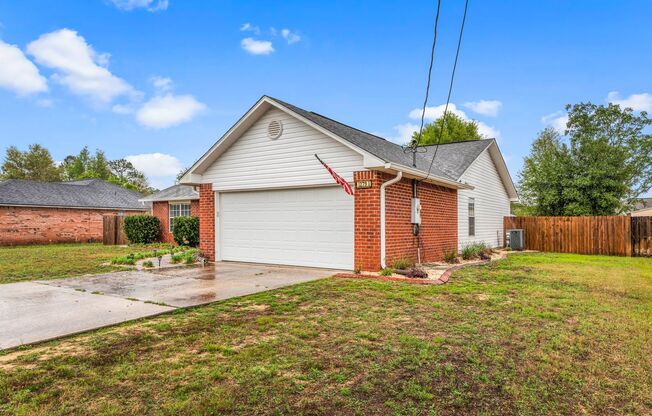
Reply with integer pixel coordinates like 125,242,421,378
0,145,155,194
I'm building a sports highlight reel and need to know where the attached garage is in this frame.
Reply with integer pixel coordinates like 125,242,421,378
219,187,354,269
180,96,517,271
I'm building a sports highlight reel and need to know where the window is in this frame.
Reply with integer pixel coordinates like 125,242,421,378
169,202,191,232
468,198,475,236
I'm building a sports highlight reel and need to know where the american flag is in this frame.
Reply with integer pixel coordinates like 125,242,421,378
314,154,354,195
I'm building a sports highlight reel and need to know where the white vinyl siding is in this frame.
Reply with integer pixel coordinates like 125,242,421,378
457,149,511,249
202,108,364,191
219,187,354,269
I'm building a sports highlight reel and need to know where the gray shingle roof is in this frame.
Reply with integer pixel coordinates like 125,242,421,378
267,96,493,181
634,198,652,211
0,179,149,210
139,184,199,202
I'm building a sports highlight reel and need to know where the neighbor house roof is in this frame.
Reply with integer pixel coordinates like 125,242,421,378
181,95,518,199
0,179,149,210
139,184,199,202
633,198,652,212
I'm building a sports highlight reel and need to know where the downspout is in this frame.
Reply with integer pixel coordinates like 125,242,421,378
380,171,403,268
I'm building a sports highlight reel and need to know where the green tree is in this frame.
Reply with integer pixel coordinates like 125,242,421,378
518,103,652,215
175,167,190,184
412,113,485,146
0,144,62,181
108,159,153,194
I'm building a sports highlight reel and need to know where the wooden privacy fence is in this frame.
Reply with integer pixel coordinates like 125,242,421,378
103,215,127,245
504,216,635,257
632,216,652,257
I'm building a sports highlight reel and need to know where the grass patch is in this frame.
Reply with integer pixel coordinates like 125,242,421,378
0,243,171,284
0,253,651,414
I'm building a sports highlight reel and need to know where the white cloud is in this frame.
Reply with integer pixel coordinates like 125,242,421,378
408,103,501,140
0,39,48,95
27,28,136,104
240,22,260,35
136,93,206,128
392,122,420,144
111,103,134,114
541,111,568,133
150,75,173,92
108,0,169,12
36,98,54,107
240,37,274,55
463,100,502,117
125,153,182,177
281,28,301,44
607,91,652,112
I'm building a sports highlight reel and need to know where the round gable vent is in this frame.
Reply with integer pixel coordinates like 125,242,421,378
267,120,283,139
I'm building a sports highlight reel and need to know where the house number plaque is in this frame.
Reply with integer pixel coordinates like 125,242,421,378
356,180,372,189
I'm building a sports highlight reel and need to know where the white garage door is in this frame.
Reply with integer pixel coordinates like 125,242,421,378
219,187,354,269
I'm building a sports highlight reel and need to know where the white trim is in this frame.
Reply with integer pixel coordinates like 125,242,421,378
380,171,403,269
139,196,199,203
168,200,192,205
215,191,221,261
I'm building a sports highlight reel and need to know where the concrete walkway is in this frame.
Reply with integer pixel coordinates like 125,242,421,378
0,262,335,350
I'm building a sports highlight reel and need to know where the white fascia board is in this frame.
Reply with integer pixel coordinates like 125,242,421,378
269,98,385,167
370,163,474,190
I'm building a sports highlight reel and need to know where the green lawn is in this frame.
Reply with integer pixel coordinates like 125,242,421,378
1,253,651,415
0,243,171,284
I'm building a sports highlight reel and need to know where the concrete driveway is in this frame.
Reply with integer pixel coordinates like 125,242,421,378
0,262,334,349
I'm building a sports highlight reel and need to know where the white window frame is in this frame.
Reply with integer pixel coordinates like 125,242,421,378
468,197,476,237
169,201,191,232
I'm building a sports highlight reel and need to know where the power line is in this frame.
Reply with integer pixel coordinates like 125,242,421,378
421,0,470,182
407,0,442,167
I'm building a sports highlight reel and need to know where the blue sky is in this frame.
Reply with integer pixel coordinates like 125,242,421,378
1,0,651,194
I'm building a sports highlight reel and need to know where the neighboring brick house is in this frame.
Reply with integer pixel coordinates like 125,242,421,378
0,179,149,246
178,96,518,271
139,184,199,243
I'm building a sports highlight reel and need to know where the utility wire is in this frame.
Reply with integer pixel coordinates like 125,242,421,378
421,0,470,182
408,0,442,160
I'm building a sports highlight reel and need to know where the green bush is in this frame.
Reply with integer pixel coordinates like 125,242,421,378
444,248,458,263
390,257,415,270
123,215,160,244
461,242,489,260
172,216,199,247
379,267,394,276
142,260,154,268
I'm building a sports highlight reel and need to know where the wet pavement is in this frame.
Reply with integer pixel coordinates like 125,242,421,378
0,262,336,349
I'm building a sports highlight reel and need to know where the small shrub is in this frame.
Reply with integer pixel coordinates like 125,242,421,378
123,215,161,244
170,253,183,264
443,248,458,264
172,216,200,247
142,260,154,268
390,257,415,270
461,242,489,260
379,267,394,276
353,264,361,275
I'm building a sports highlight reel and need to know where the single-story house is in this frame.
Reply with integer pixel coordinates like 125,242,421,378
630,198,652,217
0,179,148,245
179,96,518,271
139,184,200,243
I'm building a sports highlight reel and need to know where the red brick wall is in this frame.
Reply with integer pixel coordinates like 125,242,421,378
0,206,145,246
354,171,458,271
198,184,215,261
152,200,200,244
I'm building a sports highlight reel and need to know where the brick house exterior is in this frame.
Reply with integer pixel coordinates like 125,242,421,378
0,206,141,246
354,171,457,271
0,179,148,246
179,96,517,270
152,200,200,243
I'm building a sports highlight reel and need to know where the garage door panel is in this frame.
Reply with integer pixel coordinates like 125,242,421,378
220,187,354,269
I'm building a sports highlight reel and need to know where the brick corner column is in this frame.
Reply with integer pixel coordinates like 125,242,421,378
354,170,383,272
198,184,215,261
